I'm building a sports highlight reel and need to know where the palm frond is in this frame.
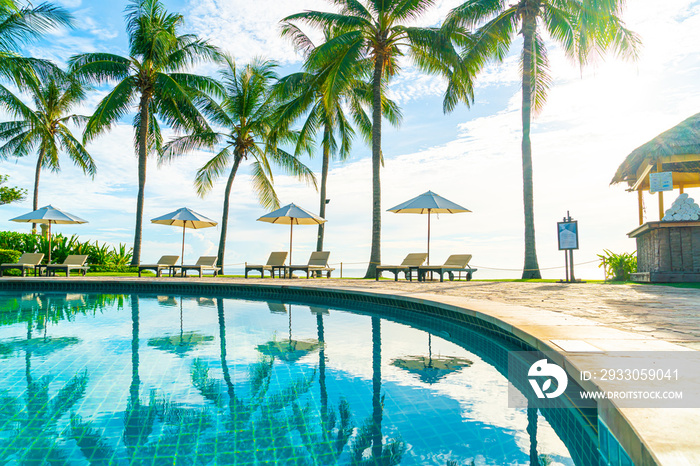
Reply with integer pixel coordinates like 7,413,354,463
68,53,132,84
56,127,96,177
84,77,137,142
249,158,280,210
194,147,233,196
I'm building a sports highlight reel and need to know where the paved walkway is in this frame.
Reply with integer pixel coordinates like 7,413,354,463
243,279,700,349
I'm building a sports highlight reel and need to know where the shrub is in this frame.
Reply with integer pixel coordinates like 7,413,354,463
0,249,22,276
0,231,133,272
597,249,637,281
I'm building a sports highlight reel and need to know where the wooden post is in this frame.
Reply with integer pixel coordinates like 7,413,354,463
638,190,644,225
680,184,685,194
657,161,664,220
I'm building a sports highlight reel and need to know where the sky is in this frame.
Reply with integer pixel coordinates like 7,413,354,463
1,0,700,278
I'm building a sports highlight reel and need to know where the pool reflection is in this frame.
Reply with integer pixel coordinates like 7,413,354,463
0,293,585,465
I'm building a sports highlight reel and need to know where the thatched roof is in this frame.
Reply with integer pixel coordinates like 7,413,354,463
611,112,700,186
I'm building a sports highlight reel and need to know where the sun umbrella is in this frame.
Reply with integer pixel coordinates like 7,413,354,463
10,205,88,263
151,207,217,266
387,191,471,265
391,334,472,384
257,203,326,266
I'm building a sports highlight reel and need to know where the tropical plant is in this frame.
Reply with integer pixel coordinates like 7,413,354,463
444,0,641,278
0,230,133,270
597,249,636,281
0,74,95,231
161,57,316,274
68,0,223,266
0,174,26,204
276,26,401,252
0,0,73,87
283,0,464,278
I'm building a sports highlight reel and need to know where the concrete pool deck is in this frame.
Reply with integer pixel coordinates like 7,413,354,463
2,277,699,465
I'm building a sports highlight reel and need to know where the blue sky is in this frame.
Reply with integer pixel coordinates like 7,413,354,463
2,0,700,278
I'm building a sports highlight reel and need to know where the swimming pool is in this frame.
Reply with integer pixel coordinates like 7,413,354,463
0,291,597,465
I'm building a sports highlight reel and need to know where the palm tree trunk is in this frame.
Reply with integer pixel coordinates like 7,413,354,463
364,58,384,279
217,155,242,275
316,124,331,252
131,95,150,266
32,148,45,233
520,13,542,279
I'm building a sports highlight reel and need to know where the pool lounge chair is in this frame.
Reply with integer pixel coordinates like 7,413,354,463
417,254,477,282
375,253,428,281
47,254,89,277
177,256,221,277
0,253,45,277
245,251,288,278
138,255,179,277
288,251,335,278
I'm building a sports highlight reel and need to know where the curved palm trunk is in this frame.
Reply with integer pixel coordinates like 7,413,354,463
131,95,151,266
520,14,542,279
217,155,243,275
32,149,45,233
316,124,331,252
364,58,384,279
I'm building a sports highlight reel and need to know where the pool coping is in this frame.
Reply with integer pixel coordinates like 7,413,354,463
1,277,698,466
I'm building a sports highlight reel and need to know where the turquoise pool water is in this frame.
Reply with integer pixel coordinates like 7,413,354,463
0,292,590,465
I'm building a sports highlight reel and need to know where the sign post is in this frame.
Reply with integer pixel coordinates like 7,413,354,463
557,212,581,283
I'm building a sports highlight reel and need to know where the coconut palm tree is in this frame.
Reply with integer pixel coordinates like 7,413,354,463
445,0,640,278
161,57,316,274
283,0,465,278
0,1,73,86
0,75,94,232
68,0,223,266
276,26,402,253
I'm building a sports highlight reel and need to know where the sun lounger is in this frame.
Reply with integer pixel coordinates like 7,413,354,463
417,254,477,282
0,253,45,277
177,256,221,277
46,254,89,277
287,251,335,278
375,253,428,281
245,251,288,278
138,255,179,277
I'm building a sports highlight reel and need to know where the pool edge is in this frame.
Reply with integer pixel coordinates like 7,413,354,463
1,276,696,466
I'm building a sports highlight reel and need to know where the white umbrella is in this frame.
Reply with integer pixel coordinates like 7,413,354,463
151,207,217,266
10,205,88,263
388,191,471,265
257,203,326,266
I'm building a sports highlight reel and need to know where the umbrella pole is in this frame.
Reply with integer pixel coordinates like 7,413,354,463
427,209,431,265
48,222,52,264
289,222,293,272
181,223,186,266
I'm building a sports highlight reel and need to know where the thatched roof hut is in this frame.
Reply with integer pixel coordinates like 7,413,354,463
611,112,700,190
